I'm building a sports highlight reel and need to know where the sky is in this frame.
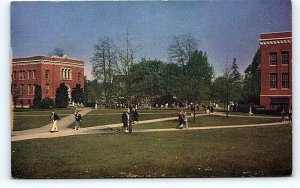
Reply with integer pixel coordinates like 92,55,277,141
11,0,291,80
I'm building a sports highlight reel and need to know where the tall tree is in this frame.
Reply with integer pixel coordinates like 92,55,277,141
243,49,261,104
168,34,198,70
230,58,242,80
229,58,243,103
71,84,84,104
55,83,69,108
32,85,42,108
115,30,136,76
48,47,66,57
91,37,118,104
128,59,165,101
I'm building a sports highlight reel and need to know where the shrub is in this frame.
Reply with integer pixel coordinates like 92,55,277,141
41,98,54,109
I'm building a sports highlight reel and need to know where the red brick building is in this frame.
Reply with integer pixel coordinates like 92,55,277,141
11,55,84,107
260,31,292,110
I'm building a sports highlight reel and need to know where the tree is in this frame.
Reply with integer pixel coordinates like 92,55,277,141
71,84,84,104
32,85,42,108
168,34,198,69
48,47,66,57
243,49,261,104
91,37,118,104
229,58,243,103
114,30,136,76
55,83,69,108
128,59,165,104
230,58,242,80
178,50,213,103
211,76,228,106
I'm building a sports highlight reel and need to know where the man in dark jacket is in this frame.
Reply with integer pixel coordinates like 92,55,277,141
74,111,82,130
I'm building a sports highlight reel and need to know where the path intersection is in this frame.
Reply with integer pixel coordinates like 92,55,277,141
11,109,288,142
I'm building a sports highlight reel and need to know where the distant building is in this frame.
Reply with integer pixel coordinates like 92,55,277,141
259,31,292,110
11,55,84,107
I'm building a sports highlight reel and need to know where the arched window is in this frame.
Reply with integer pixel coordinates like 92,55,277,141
60,68,72,80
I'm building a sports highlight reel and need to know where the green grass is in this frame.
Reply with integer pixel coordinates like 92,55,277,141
67,112,179,128
13,115,68,131
133,115,281,130
11,125,292,178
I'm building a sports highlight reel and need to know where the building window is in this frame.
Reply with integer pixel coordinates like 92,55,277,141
28,70,32,79
61,68,72,80
270,52,277,65
45,84,50,95
32,84,36,94
282,73,289,89
28,84,32,95
20,84,25,95
282,52,289,65
270,73,277,89
33,70,37,79
45,70,50,79
12,71,17,80
78,72,81,81
19,70,25,80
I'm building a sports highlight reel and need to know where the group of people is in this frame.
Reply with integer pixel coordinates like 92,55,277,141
281,107,292,123
122,108,139,132
49,111,82,133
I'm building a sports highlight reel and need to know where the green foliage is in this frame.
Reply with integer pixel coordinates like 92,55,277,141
40,98,54,109
128,59,165,99
55,83,69,108
243,49,261,104
32,85,42,108
84,79,103,104
71,84,84,104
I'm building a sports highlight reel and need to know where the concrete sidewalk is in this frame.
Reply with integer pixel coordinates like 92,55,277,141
11,112,288,142
11,107,92,136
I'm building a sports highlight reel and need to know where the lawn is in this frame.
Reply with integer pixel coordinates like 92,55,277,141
11,125,292,178
12,108,81,131
12,115,69,131
67,111,180,128
133,115,281,130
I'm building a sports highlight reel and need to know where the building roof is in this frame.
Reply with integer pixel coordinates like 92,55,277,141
12,56,84,65
260,31,292,40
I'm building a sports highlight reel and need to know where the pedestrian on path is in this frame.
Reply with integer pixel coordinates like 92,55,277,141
74,111,82,130
50,112,60,133
177,110,184,129
183,111,188,129
122,112,129,132
249,106,253,116
281,108,286,122
133,108,139,124
288,107,292,123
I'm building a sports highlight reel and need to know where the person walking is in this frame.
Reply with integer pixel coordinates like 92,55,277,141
122,112,128,128
133,108,139,124
288,107,292,123
177,110,184,129
183,111,188,129
249,106,253,116
74,111,82,130
50,112,60,133
281,108,286,122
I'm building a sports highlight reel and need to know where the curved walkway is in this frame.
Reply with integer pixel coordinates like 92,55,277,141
11,111,288,142
11,108,92,136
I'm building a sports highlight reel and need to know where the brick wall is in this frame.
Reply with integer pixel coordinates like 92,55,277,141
11,56,84,107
